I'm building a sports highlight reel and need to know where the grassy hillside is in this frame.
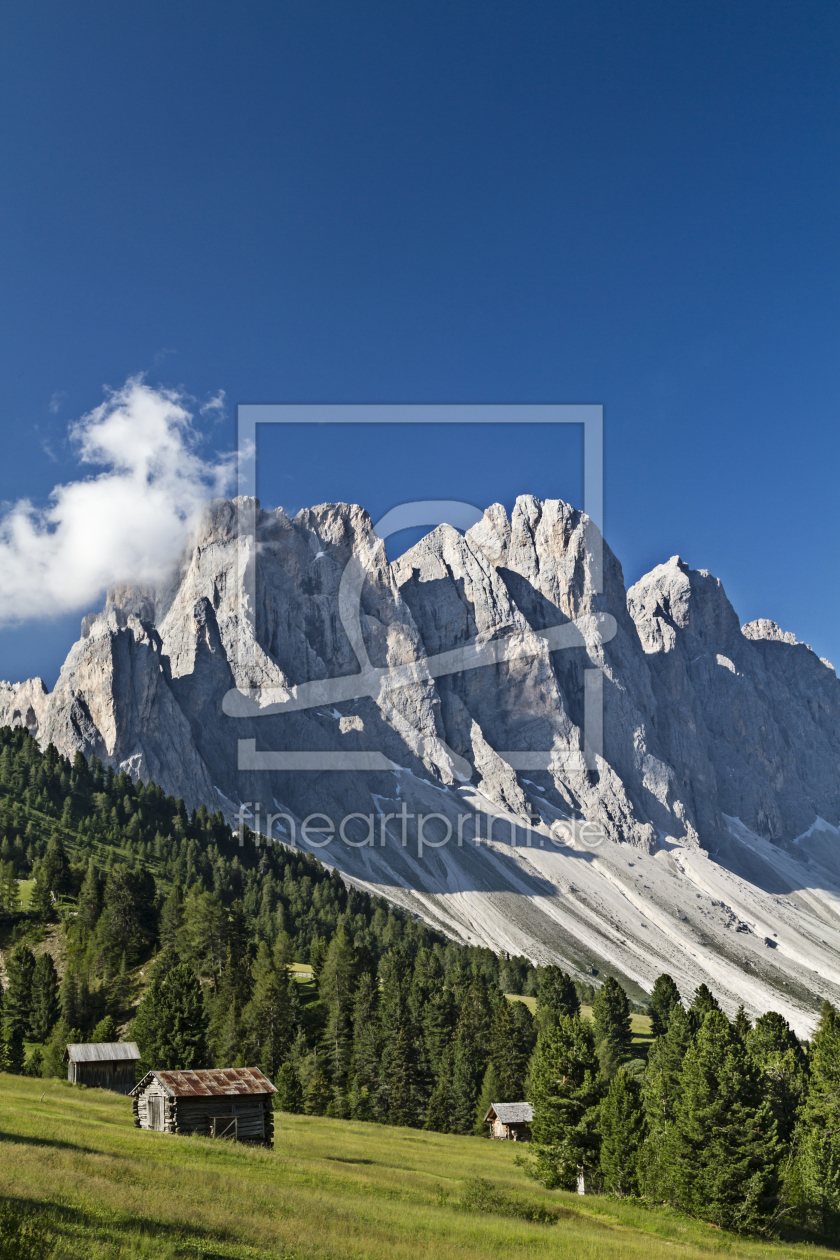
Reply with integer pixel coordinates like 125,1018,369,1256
0,1074,833,1260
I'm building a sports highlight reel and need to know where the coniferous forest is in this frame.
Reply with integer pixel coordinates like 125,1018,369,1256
1,723,839,1240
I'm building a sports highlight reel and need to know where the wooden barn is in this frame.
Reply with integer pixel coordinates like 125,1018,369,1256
64,1041,140,1094
131,1067,276,1146
483,1102,533,1141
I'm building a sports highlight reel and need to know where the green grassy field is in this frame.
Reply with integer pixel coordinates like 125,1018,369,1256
0,1074,834,1260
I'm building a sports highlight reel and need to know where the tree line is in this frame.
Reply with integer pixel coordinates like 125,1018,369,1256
527,971,839,1237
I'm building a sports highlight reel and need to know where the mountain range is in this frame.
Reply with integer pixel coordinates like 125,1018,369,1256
3,494,840,1034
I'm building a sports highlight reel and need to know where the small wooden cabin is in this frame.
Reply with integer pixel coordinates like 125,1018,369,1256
64,1041,140,1094
483,1102,533,1141
131,1067,276,1146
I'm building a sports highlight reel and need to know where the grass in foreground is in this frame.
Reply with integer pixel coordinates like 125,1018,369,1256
0,1074,834,1260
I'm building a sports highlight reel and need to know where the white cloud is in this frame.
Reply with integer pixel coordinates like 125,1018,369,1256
0,377,235,626
200,389,227,419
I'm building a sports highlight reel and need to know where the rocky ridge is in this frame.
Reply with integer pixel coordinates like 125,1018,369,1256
3,495,840,1032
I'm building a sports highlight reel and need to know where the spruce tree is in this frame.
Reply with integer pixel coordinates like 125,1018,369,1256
592,976,632,1078
77,858,101,933
387,1025,415,1127
41,832,71,897
135,963,209,1071
304,1061,332,1115
795,1000,840,1234
528,1014,602,1189
349,971,380,1121
537,965,580,1028
208,947,247,1067
4,944,36,1038
648,974,681,1038
663,1009,782,1231
4,1026,25,1074
158,883,184,956
424,1047,453,1132
638,1002,693,1199
746,1010,807,1144
274,1061,304,1113
448,976,494,1134
599,1068,645,1197
421,982,457,1079
29,953,60,1042
240,942,296,1079
319,923,358,1116
376,945,421,1125
732,1005,752,1040
474,1062,501,1136
688,983,721,1033
90,1014,118,1043
489,997,530,1101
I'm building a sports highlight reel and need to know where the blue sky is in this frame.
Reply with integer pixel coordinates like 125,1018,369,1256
0,1,838,684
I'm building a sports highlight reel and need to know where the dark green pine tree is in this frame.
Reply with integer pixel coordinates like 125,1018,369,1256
746,1011,807,1145
4,944,36,1038
510,998,537,1064
4,1026,25,1074
135,963,209,1071
794,1000,840,1234
536,964,580,1032
304,1059,333,1116
732,1005,753,1040
599,1068,645,1197
240,942,296,1080
638,1002,693,1199
76,858,102,934
40,831,71,897
489,997,531,1102
59,956,80,1029
662,1009,783,1231
528,1014,603,1189
319,923,359,1117
687,983,721,1033
648,974,682,1038
29,953,60,1042
474,1061,502,1136
158,883,185,955
421,982,458,1081
376,945,422,1125
208,947,249,1067
592,976,633,1078
274,1061,304,1113
386,1025,415,1127
425,1046,453,1133
409,948,447,1111
448,976,494,1135
349,971,381,1121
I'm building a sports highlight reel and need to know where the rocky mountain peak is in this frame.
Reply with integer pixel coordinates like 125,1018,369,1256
2,494,840,1027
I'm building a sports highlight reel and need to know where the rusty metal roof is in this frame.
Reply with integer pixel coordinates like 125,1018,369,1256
130,1067,277,1098
65,1041,140,1063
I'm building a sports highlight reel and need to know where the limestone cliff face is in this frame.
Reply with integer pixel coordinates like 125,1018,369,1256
626,556,840,850
5,496,840,1022
4,497,839,852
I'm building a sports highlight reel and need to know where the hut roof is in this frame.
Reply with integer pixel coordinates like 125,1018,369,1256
130,1067,277,1098
483,1102,534,1124
65,1041,141,1064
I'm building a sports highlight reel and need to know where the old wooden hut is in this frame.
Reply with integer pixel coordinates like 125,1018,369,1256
483,1102,533,1141
130,1067,276,1146
64,1041,140,1094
